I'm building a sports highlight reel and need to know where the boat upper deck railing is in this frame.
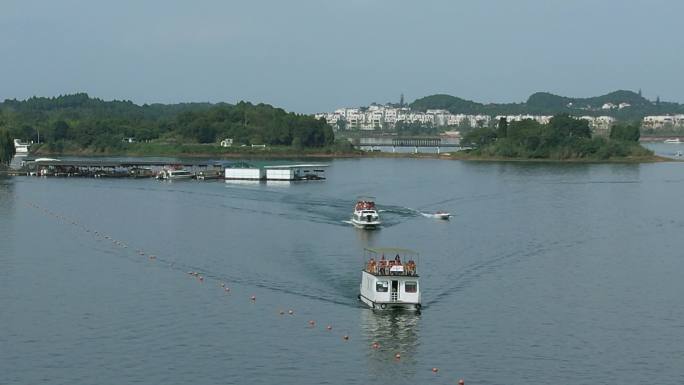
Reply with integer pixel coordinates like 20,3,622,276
364,258,418,276
355,200,376,211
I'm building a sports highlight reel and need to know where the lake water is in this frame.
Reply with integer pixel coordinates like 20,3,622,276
2,158,684,385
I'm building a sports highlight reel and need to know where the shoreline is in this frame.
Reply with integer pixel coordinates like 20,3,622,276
22,148,673,164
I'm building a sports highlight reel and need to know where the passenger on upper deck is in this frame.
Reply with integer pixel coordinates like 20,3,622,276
367,258,376,274
406,259,416,276
379,255,387,275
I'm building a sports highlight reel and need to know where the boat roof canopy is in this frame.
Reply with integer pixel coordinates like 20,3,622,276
365,247,419,256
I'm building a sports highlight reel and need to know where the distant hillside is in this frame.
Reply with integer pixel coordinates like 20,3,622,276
0,93,334,151
1,92,215,118
409,94,485,114
411,90,684,120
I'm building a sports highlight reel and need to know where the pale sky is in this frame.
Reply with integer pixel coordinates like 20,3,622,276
1,0,682,113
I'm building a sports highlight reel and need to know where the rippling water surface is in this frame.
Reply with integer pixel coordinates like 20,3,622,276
2,158,684,385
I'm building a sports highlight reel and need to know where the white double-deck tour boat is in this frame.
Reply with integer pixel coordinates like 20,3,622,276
359,248,421,312
351,197,381,229
157,168,194,180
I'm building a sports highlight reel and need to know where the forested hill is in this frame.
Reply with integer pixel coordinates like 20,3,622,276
0,93,334,150
410,90,684,120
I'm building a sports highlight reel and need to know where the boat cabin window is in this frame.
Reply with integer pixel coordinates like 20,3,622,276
376,281,389,292
405,281,417,293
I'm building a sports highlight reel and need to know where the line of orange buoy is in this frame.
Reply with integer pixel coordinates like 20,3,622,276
27,201,467,383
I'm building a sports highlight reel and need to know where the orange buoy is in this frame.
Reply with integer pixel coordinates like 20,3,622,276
394,353,401,360
371,342,380,349
343,335,349,341
326,325,332,331
432,367,439,373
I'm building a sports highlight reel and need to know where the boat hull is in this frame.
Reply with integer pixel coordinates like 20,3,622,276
358,294,421,312
351,218,381,229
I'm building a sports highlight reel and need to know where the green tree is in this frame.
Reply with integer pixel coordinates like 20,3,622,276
497,117,508,138
53,120,70,141
20,124,35,141
609,123,640,142
0,129,16,166
462,126,497,147
549,113,591,138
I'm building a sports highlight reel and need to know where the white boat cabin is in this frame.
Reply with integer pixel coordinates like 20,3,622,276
359,248,421,312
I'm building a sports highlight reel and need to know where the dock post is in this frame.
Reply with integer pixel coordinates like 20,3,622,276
392,146,396,153
414,146,418,154
437,146,440,154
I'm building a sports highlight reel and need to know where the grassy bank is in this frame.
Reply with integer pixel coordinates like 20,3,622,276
448,151,668,163
26,142,669,163
30,142,364,159
458,139,664,163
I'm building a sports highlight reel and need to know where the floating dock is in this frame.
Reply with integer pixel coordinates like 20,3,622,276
18,159,329,181
224,163,328,181
21,159,224,178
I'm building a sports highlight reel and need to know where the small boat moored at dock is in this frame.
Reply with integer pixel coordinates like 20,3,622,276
157,168,194,180
359,248,421,312
196,169,222,180
351,197,381,229
129,167,155,178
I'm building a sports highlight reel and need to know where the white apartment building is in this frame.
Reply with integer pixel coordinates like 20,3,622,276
579,116,616,134
316,104,632,133
643,115,684,129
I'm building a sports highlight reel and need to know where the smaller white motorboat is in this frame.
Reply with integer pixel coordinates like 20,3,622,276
434,211,451,220
351,197,381,229
664,138,681,144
